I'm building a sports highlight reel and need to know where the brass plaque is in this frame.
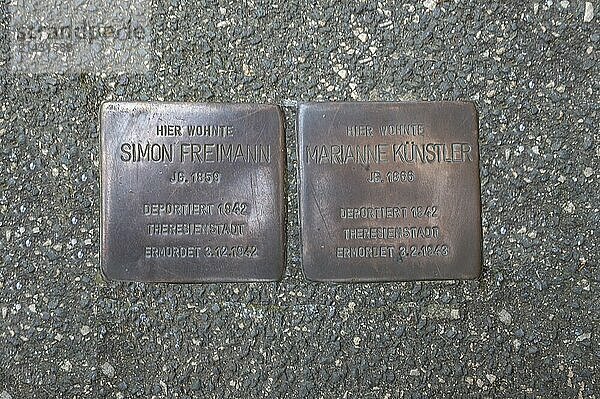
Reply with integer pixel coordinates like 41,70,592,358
297,102,481,281
101,103,285,282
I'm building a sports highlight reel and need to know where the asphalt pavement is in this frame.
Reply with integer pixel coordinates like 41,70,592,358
0,1,598,397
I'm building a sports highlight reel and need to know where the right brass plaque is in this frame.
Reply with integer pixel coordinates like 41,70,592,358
297,102,481,282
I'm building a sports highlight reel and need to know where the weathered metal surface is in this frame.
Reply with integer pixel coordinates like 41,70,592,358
297,102,481,281
101,102,285,282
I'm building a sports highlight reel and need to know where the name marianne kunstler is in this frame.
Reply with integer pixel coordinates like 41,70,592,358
304,141,473,165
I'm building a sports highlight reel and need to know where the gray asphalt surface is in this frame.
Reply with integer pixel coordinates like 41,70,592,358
1,1,599,398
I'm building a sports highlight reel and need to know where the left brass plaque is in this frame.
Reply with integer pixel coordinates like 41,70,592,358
100,102,285,282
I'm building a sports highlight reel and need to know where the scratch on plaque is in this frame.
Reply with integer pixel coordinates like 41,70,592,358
138,257,179,278
325,105,341,138
253,120,266,145
230,107,264,123
456,110,472,131
156,263,179,277
308,181,332,240
166,184,179,201
250,172,262,231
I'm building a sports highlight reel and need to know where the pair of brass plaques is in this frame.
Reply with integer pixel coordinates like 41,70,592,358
101,102,481,282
